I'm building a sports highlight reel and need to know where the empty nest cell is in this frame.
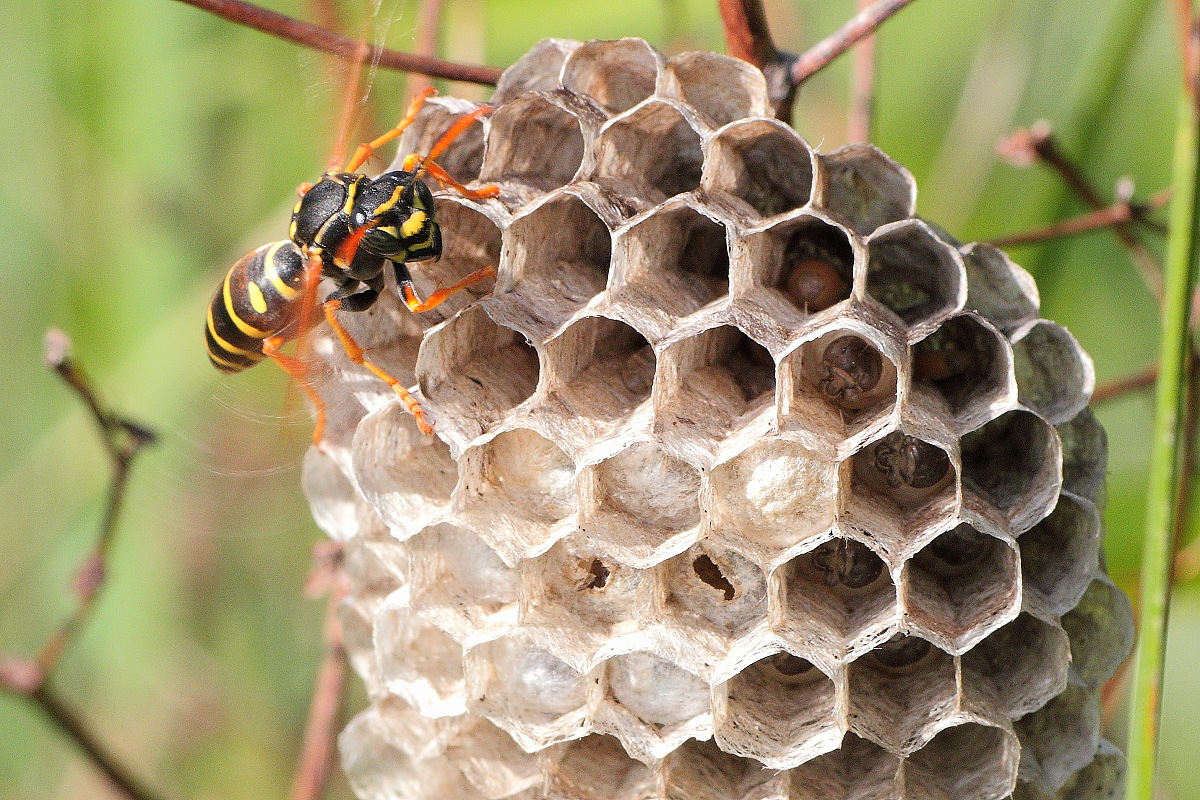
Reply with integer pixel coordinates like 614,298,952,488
702,119,815,219
479,94,586,193
417,306,540,439
543,734,655,800
781,538,899,660
543,317,656,428
591,100,704,209
706,438,838,560
903,722,1018,800
846,635,957,754
745,215,855,319
866,221,966,336
660,740,777,800
960,613,1070,721
561,38,660,114
655,325,775,445
456,427,577,563
612,200,731,322
391,97,487,186
903,524,1020,651
445,719,543,799
959,409,1061,533
911,313,1016,433
818,145,915,237
848,430,957,540
663,52,770,129
715,651,840,768
785,733,901,800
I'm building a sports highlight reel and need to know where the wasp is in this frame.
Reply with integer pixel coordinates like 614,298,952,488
204,88,498,441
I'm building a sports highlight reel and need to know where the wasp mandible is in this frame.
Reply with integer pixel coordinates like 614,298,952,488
204,88,498,441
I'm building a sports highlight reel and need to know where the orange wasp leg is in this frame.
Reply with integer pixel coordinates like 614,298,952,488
262,335,328,446
342,87,438,174
322,299,435,435
400,266,496,314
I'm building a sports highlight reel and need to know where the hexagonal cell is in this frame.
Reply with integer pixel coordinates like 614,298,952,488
902,524,1020,651
848,431,957,541
847,635,956,753
368,693,469,762
351,402,457,540
468,636,595,750
662,739,775,800
417,306,540,442
911,314,1017,433
592,100,704,211
1015,684,1100,795
664,542,769,638
1048,738,1125,800
779,327,901,456
702,119,816,219
715,650,840,768
960,410,1061,534
1056,410,1107,506
960,243,1039,332
455,428,577,563
408,522,520,644
391,96,487,187
561,38,661,114
656,325,775,447
612,200,731,326
521,535,648,667
500,191,614,334
600,650,713,757
707,438,838,561
663,51,770,128
780,538,899,661
375,592,469,717
479,94,589,196
1060,577,1134,690
866,221,966,337
743,214,855,323
401,198,502,329
580,441,701,566
543,735,656,800
342,535,407,608
1019,493,1101,616
340,707,427,800
339,598,382,691
818,145,915,237
903,722,1019,800
785,732,902,800
960,611,1070,722
445,719,543,800
1010,320,1095,426
303,445,367,542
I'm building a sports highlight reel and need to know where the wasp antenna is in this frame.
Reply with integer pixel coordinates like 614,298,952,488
327,38,373,173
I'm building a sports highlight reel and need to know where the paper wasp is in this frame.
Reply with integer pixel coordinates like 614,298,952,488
204,88,498,441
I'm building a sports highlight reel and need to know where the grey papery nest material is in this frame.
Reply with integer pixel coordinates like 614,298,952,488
300,38,1134,800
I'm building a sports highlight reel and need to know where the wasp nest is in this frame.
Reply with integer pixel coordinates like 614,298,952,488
302,38,1134,800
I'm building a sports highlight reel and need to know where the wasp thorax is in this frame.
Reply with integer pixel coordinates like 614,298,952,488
311,38,1129,800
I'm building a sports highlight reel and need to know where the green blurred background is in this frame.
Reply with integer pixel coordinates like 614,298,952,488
0,0,1196,797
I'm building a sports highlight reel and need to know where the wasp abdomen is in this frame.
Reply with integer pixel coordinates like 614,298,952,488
205,241,308,373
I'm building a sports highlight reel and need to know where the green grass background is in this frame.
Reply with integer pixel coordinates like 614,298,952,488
0,0,1196,797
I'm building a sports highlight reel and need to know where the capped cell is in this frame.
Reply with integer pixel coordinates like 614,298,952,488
455,427,577,564
561,38,661,114
902,524,1020,652
960,613,1070,722
706,437,838,564
902,721,1018,800
407,522,520,642
543,734,656,800
445,719,543,800
1060,576,1134,690
591,100,704,212
662,51,770,129
959,243,1040,332
1014,683,1100,796
911,313,1017,434
818,144,916,237
1019,493,1101,617
1010,320,1095,426
742,214,856,326
865,220,966,339
416,306,540,445
847,635,956,754
1055,409,1107,506
714,650,841,768
702,119,816,219
779,538,899,663
959,409,1062,534
599,650,713,759
374,591,469,717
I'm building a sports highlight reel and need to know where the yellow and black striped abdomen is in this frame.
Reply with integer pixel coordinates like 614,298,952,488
205,241,308,373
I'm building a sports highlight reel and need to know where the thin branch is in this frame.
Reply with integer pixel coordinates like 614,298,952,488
989,201,1141,248
171,0,502,85
998,123,1167,299
847,0,878,143
717,0,799,120
790,0,918,85
292,548,348,800
1092,363,1160,404
33,331,156,675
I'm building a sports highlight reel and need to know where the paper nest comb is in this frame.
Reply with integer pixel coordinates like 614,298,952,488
300,38,1135,800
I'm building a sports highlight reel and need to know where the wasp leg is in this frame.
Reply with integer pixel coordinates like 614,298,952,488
262,335,329,445
396,263,497,313
342,87,438,174
322,291,435,435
